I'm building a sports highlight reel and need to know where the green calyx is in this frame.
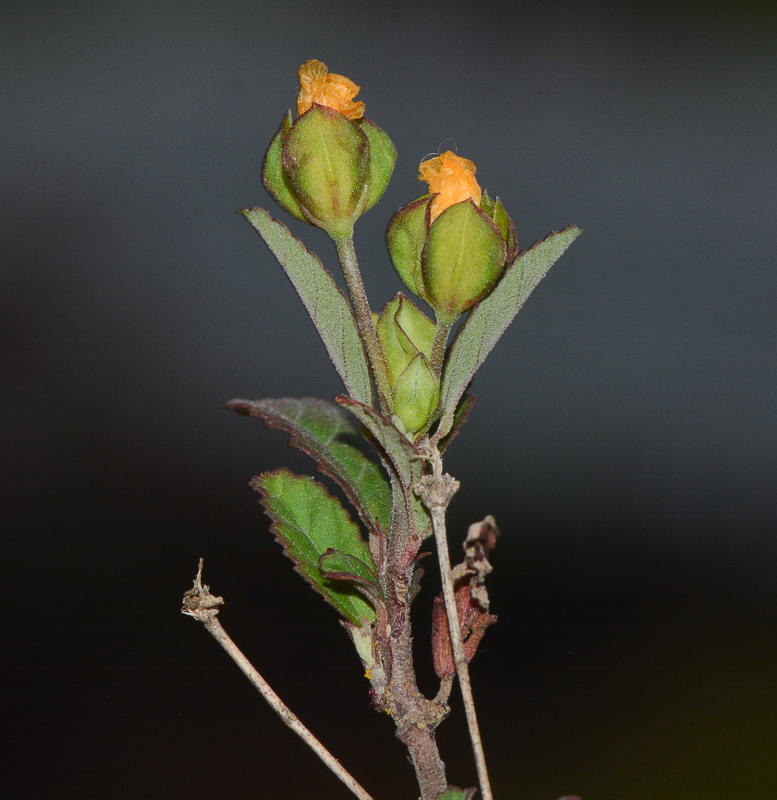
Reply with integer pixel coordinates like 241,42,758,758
393,352,440,437
376,294,439,437
377,293,435,384
423,199,507,322
356,117,397,214
387,194,512,324
263,106,396,237
386,195,433,302
480,189,519,265
262,111,306,222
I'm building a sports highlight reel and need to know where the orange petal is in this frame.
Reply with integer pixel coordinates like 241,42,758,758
297,59,365,120
419,151,482,221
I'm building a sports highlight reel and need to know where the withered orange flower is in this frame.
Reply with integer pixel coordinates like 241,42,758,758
297,59,365,120
418,151,482,221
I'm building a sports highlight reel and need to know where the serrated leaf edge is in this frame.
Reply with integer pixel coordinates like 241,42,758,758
254,468,377,625
241,208,374,406
226,397,391,536
437,225,582,436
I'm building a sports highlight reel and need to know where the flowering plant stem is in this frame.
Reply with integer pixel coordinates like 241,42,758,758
429,318,453,378
184,57,581,800
331,234,490,799
333,233,393,412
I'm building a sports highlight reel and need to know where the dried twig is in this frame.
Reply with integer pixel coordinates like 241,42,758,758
182,560,375,800
415,447,494,800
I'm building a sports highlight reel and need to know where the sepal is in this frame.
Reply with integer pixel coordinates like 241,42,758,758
356,117,397,212
393,352,440,436
262,112,306,222
481,189,519,264
386,195,433,301
422,199,507,322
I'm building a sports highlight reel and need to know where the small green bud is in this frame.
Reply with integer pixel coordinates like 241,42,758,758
376,293,436,385
393,352,440,437
376,294,439,436
262,61,396,237
387,152,515,324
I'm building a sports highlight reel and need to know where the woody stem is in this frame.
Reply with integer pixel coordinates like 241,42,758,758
432,506,493,800
416,450,494,800
333,233,393,414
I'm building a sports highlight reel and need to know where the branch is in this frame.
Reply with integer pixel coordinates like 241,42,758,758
415,448,494,800
182,560,375,800
433,674,455,708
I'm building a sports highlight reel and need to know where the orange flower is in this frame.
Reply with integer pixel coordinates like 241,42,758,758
297,59,365,120
418,151,482,221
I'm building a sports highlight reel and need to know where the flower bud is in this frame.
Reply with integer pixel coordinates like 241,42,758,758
393,353,440,437
263,60,396,237
376,294,439,436
386,151,516,323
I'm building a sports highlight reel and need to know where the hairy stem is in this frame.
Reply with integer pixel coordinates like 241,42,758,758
333,233,393,413
182,561,375,800
416,449,494,800
430,317,453,378
383,567,449,800
366,485,449,800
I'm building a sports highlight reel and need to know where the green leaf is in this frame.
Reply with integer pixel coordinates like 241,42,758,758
319,548,381,600
335,396,432,541
437,226,582,436
225,397,391,534
240,208,373,406
254,469,377,625
437,787,478,800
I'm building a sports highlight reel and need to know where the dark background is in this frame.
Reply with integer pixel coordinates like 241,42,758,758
3,1,776,798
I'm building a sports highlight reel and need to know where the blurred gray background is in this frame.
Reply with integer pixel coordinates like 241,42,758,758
2,1,776,798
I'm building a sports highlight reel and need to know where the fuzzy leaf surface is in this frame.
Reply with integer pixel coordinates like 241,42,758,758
335,396,432,540
241,208,373,406
438,226,582,432
255,469,377,625
226,397,391,534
